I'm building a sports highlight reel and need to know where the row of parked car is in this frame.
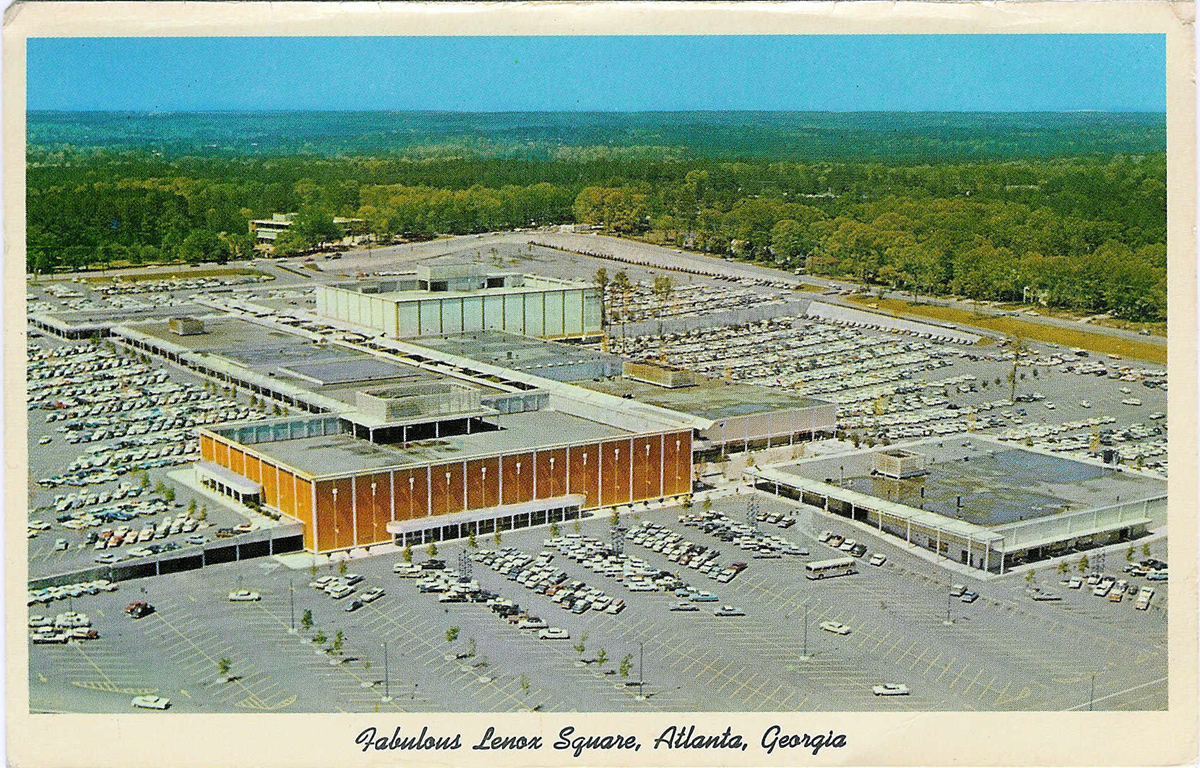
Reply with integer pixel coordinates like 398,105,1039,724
631,521,747,583
677,511,808,559
474,545,629,617
308,572,385,612
29,611,99,643
28,578,118,606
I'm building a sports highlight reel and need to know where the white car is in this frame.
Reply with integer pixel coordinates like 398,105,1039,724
228,589,261,602
1079,400,1092,408
868,554,887,567
361,587,385,603
132,695,171,710
819,621,851,635
537,627,570,640
713,605,745,617
872,684,910,696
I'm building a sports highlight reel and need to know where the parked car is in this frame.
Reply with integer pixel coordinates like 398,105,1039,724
131,695,171,710
669,601,699,612
819,621,851,635
872,684,910,696
125,601,153,619
344,599,364,613
961,590,979,603
228,589,260,602
713,605,745,617
868,554,887,567
537,627,570,640
361,588,385,603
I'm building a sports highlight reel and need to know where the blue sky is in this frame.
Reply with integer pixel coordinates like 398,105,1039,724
28,35,1165,112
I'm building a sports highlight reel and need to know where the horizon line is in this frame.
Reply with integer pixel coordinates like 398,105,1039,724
27,108,1168,116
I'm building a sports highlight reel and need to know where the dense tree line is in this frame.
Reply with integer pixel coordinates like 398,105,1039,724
27,150,1165,320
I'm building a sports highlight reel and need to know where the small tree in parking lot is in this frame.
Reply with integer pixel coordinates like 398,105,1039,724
1142,542,1151,558
1079,554,1090,573
549,522,560,538
596,648,608,667
308,562,318,579
163,487,175,503
1057,560,1069,577
572,632,588,655
701,497,713,513
619,654,633,677
300,609,313,632
1126,546,1135,563
427,542,438,558
198,505,208,521
610,509,619,527
402,545,412,563
154,480,165,495
446,626,460,643
1025,569,1035,584
217,657,232,679
467,531,477,549
467,638,476,657
187,499,197,515
572,519,581,534
332,630,344,654
313,630,327,645
493,530,502,546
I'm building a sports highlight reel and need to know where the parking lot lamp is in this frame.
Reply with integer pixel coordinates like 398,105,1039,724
798,605,811,661
637,641,645,701
381,641,392,703
288,580,296,634
943,592,953,625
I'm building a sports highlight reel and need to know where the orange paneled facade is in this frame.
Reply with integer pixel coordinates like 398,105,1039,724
201,427,694,554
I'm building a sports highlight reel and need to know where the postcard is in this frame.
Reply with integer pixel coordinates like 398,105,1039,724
4,2,1196,766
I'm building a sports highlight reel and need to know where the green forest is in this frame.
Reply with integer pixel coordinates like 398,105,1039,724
26,112,1167,321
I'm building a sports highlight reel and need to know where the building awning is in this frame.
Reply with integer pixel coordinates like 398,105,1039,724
196,461,263,497
387,494,585,535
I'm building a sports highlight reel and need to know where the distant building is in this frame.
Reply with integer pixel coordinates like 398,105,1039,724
249,212,364,243
314,264,602,340
167,317,205,336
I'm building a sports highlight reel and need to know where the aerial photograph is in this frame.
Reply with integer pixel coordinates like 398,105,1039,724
24,34,1169,714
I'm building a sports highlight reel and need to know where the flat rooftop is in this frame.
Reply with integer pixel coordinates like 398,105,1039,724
779,436,1165,526
416,331,623,378
129,315,499,405
581,374,829,421
329,275,582,302
247,410,628,477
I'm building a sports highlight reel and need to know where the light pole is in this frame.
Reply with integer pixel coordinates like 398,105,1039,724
381,641,393,703
637,641,646,701
943,591,953,625
288,579,297,634
800,604,811,660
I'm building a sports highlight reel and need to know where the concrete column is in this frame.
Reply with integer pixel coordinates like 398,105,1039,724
351,476,358,547
659,434,665,498
628,437,634,503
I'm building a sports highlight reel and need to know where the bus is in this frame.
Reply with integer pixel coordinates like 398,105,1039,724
805,557,857,580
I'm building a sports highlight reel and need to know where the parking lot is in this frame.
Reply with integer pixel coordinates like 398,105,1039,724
29,490,1167,713
25,236,1170,715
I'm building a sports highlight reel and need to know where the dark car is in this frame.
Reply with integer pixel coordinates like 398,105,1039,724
344,599,363,613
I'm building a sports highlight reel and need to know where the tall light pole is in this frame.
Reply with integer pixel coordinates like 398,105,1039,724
943,591,953,625
288,579,296,634
381,641,392,703
637,641,646,701
799,604,811,661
